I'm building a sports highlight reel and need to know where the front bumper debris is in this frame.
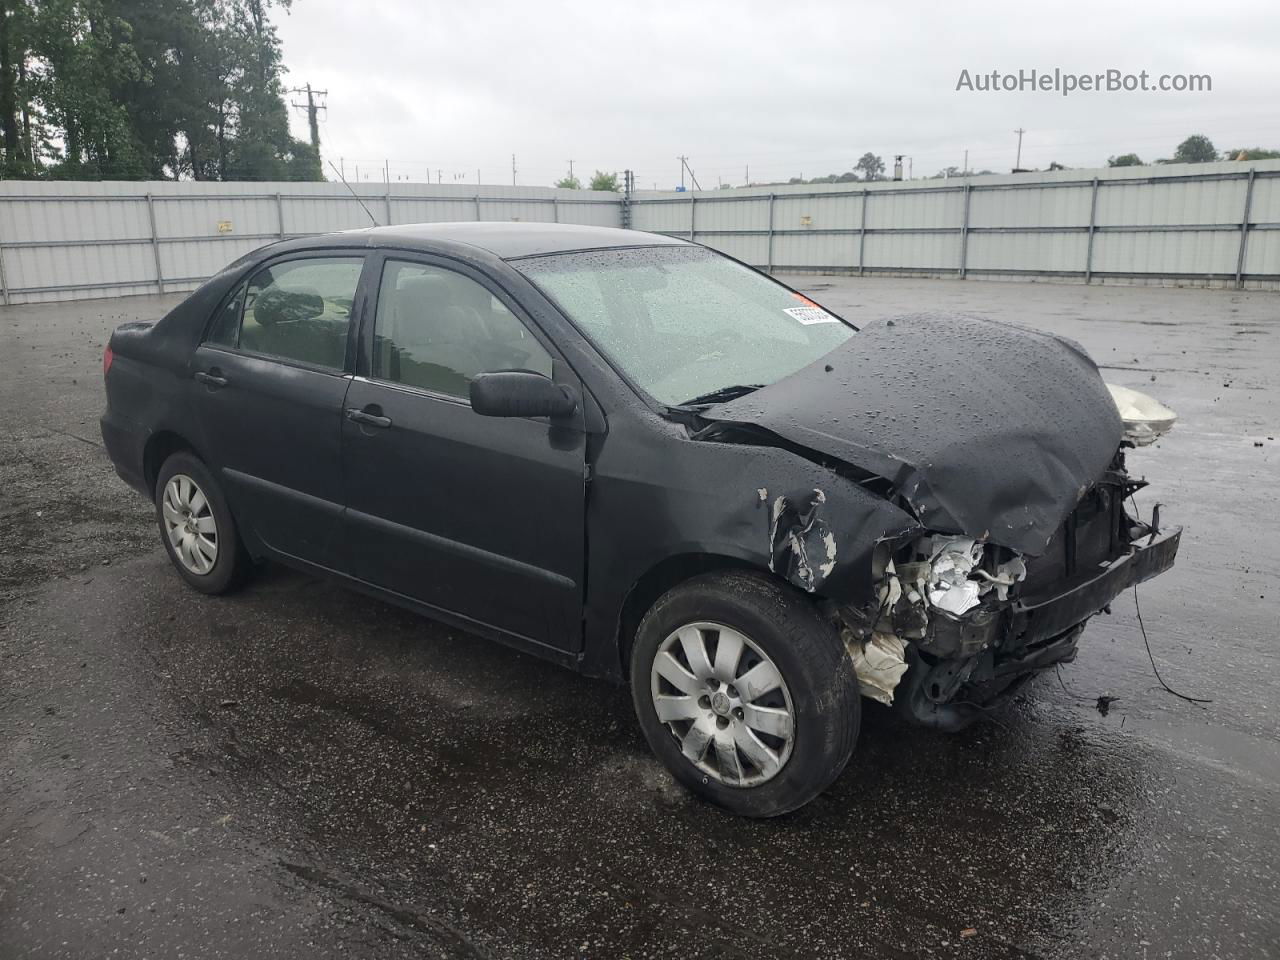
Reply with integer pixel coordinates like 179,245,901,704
843,519,1181,714
928,526,1181,656
892,526,1181,730
1011,526,1180,645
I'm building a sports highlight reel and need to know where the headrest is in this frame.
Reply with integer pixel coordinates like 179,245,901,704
253,287,324,326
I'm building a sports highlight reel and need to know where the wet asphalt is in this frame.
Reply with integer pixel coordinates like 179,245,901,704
1,277,1277,959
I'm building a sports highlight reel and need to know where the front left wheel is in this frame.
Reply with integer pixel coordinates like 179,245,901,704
630,571,861,817
155,451,250,595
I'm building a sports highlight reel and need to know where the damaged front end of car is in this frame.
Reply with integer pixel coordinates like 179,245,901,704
835,451,1180,730
693,313,1182,729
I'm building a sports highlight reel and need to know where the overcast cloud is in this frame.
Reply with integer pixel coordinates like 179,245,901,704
276,0,1280,189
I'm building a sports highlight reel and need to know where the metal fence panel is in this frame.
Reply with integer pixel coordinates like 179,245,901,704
773,231,859,268
698,234,770,264
970,184,1092,228
630,199,691,235
2,163,1279,304
863,231,961,270
1096,177,1246,227
865,188,961,231
1092,228,1241,277
968,231,1089,273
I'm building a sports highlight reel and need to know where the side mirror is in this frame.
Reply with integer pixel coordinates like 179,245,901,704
470,371,578,419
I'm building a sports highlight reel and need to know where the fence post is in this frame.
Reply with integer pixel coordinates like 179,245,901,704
0,210,10,305
621,170,633,229
474,194,482,222
275,192,285,238
858,189,869,276
1235,168,1257,290
384,185,393,226
552,196,559,223
766,193,776,274
689,194,696,242
145,193,164,294
1084,177,1099,284
959,183,971,278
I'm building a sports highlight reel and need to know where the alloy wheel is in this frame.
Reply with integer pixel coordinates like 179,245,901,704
649,621,796,787
161,474,218,575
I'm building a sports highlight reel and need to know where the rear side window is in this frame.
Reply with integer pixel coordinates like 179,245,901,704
372,260,553,399
208,257,364,371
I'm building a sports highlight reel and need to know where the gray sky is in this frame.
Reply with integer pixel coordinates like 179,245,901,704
277,0,1279,189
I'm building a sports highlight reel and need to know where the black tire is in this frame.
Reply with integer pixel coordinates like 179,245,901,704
154,451,250,595
630,570,860,817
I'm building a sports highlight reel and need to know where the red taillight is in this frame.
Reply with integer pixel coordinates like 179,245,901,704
103,344,114,378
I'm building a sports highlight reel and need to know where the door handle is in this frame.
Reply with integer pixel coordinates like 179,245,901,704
346,406,392,429
194,370,228,388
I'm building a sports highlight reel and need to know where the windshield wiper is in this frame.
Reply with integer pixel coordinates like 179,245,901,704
674,383,765,408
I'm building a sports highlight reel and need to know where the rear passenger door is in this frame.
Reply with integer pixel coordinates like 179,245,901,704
341,255,587,653
191,253,368,569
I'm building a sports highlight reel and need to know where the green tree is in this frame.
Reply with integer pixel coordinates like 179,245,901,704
0,0,38,174
1108,153,1143,167
854,152,884,181
29,0,149,178
1172,134,1217,164
554,173,581,189
219,0,318,180
588,169,618,191
1225,147,1280,161
0,0,319,180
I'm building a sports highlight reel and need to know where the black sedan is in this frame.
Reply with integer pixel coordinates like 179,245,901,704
101,222,1180,816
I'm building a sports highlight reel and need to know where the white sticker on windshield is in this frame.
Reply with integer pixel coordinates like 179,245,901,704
784,305,840,325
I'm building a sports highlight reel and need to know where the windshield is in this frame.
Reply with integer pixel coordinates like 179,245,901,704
515,246,855,407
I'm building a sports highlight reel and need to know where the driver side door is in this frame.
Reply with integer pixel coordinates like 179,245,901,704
340,254,588,655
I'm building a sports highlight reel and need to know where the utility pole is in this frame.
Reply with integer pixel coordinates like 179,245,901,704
287,84,327,152
676,155,701,191
567,159,575,182
512,153,517,186
477,168,481,184
1013,128,1026,170
963,149,968,175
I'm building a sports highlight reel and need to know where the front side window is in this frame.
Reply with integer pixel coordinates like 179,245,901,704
207,282,246,347
515,246,854,407
216,257,363,371
372,260,554,399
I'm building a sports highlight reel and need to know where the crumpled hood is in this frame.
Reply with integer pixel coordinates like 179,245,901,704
703,313,1123,557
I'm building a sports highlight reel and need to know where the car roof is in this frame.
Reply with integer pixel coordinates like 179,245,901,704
349,221,689,260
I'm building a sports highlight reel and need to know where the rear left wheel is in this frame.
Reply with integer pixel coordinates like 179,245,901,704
155,451,250,595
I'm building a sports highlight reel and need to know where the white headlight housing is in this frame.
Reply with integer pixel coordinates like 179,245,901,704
1106,383,1177,447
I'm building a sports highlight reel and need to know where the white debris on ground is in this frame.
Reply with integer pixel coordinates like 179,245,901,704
848,534,1027,704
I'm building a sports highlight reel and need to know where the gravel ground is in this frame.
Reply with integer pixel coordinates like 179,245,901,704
1,276,1277,959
